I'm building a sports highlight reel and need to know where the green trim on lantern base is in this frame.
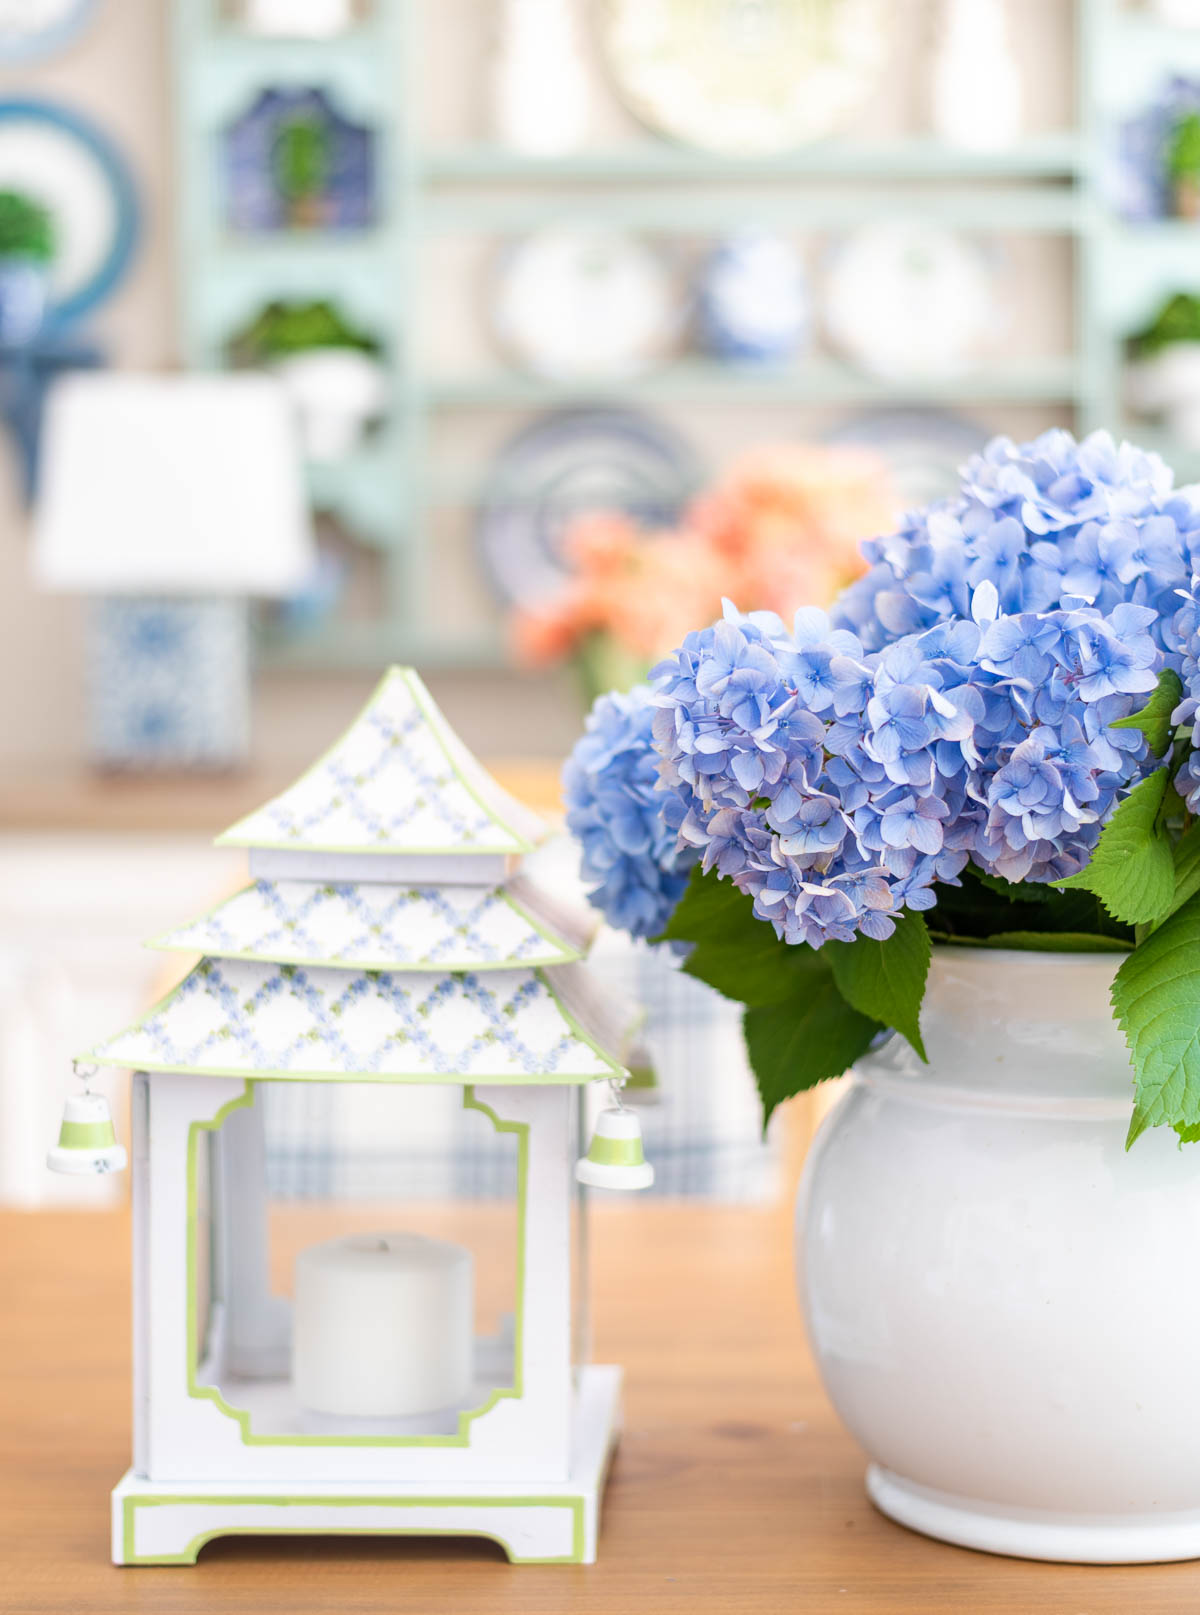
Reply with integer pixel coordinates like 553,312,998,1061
112,1363,623,1566
120,1490,584,1565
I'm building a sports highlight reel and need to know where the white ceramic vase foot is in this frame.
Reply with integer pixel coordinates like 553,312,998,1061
868,1466,1200,1565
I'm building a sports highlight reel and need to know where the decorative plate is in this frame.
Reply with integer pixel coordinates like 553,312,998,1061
599,0,888,155
823,221,993,381
476,406,699,607
824,406,988,514
695,230,809,363
0,0,94,62
492,226,682,380
0,98,138,327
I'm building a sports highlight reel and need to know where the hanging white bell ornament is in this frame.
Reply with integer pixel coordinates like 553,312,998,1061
47,1089,127,1176
575,1106,654,1191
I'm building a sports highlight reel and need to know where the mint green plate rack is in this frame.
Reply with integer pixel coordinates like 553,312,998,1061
173,0,1200,674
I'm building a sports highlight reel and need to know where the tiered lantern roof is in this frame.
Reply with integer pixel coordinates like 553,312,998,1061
87,669,632,1086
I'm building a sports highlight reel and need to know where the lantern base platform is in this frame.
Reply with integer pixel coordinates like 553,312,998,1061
111,1363,622,1567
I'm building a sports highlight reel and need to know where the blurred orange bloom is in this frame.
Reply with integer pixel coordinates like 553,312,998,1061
510,443,895,685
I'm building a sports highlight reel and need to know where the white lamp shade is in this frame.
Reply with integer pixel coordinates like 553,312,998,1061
32,373,316,596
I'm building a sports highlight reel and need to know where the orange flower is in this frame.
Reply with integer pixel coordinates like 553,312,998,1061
508,445,897,682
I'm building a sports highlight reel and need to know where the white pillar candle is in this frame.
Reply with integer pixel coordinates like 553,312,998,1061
293,1232,473,1418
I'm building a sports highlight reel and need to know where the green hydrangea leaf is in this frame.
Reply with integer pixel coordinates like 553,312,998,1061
1113,890,1200,1146
928,929,1130,953
1109,667,1184,756
657,865,753,946
1175,1121,1200,1145
743,992,880,1130
681,936,829,1006
1053,769,1174,926
825,911,931,1061
659,865,828,1006
972,870,1061,904
1171,820,1200,917
932,868,1134,945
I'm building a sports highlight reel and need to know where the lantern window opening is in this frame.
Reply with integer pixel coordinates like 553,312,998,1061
190,1078,524,1445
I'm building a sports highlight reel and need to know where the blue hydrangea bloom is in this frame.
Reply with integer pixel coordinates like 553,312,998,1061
832,429,1200,656
564,431,1200,947
562,686,697,939
1166,581,1200,813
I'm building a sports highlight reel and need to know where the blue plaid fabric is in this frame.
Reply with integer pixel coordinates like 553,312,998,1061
259,934,778,1204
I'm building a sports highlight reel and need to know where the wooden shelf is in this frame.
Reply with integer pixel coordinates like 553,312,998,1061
427,357,1084,410
424,133,1087,184
425,187,1092,235
257,623,506,672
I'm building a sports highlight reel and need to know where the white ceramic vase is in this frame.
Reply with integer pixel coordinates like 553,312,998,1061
241,0,354,38
270,349,387,463
797,945,1200,1564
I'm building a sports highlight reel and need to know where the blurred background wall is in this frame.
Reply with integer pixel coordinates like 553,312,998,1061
0,0,1080,771
7,0,1200,1209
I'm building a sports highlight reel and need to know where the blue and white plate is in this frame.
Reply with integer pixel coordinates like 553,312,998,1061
477,406,699,607
0,98,138,328
0,0,95,62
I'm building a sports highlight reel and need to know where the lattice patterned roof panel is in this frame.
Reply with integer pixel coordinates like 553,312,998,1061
87,957,629,1084
148,875,594,972
216,667,547,858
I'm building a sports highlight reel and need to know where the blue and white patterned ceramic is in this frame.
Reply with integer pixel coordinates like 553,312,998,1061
89,956,624,1082
85,596,249,770
218,667,543,855
477,406,699,607
695,231,809,364
0,259,46,344
0,98,138,331
150,877,589,972
222,86,375,233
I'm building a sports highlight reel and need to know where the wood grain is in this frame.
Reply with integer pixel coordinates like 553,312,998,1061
3,1202,1199,1613
0,760,567,836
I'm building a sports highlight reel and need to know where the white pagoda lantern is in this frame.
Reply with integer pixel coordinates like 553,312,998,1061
77,668,643,1567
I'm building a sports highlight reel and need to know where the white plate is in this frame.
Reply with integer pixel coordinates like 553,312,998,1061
824,222,993,381
0,0,94,61
600,0,888,155
492,226,682,380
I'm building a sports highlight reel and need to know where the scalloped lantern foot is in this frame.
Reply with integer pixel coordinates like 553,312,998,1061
113,1365,621,1566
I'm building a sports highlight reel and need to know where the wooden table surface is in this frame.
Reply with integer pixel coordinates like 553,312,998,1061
5,1204,1200,1614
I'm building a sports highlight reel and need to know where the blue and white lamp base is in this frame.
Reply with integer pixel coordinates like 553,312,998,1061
112,1364,621,1566
85,596,251,770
